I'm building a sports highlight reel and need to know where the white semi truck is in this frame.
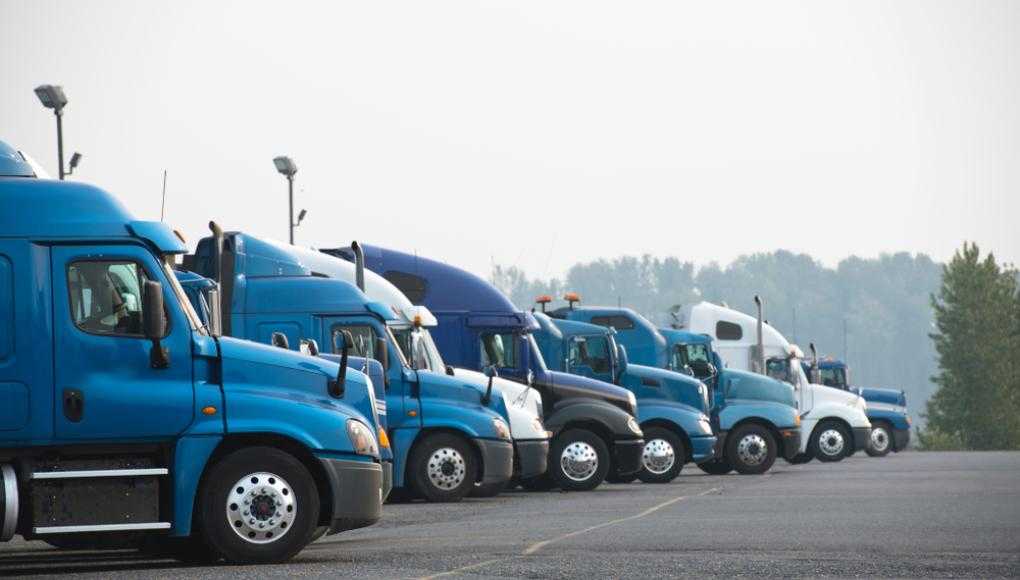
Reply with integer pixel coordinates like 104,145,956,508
683,298,871,463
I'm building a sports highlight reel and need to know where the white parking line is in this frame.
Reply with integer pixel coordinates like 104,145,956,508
417,486,721,579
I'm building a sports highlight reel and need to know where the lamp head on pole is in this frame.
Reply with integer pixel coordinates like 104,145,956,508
273,156,297,177
34,85,68,114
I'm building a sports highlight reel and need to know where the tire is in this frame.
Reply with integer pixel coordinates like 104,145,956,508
195,446,320,564
866,423,893,458
786,453,814,465
470,480,507,498
636,427,686,484
519,473,555,492
548,428,610,492
726,423,777,475
810,420,851,463
698,458,733,475
409,433,477,502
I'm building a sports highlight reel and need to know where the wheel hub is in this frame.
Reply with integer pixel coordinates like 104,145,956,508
427,447,467,490
736,434,768,465
642,438,676,475
225,471,296,545
818,428,846,456
560,441,598,482
870,427,890,452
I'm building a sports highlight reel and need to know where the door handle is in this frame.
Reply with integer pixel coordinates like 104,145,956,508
62,388,84,422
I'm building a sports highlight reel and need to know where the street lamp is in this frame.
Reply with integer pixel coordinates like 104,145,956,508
273,156,304,244
34,84,82,180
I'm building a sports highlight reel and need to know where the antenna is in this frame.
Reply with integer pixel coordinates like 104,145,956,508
160,170,167,221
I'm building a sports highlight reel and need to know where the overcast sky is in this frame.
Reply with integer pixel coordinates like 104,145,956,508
3,1,1017,279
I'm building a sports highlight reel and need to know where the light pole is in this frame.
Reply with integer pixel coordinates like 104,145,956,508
273,156,305,244
34,84,82,179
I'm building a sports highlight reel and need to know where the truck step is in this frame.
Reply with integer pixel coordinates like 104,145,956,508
33,522,171,535
30,468,168,480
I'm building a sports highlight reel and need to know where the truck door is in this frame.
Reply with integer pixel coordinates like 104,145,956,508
51,246,195,440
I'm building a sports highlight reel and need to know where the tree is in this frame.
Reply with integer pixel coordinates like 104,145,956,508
924,243,1020,450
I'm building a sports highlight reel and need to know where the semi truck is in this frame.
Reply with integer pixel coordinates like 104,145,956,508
542,297,802,475
801,359,911,457
0,150,383,563
323,244,646,492
529,304,716,482
681,299,872,462
183,232,516,503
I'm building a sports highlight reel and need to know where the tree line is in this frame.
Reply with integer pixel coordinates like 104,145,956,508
492,245,1020,449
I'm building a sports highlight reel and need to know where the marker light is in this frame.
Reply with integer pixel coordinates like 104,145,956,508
535,295,552,304
413,314,423,327
377,427,391,449
563,292,581,303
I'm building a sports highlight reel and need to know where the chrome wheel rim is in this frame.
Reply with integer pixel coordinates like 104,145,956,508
226,472,296,545
642,438,676,475
736,434,768,466
819,429,846,456
427,447,467,490
870,427,890,453
560,441,599,482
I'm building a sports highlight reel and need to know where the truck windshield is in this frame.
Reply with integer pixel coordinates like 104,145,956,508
391,326,445,373
161,260,204,333
527,334,549,373
567,334,613,373
819,367,847,389
766,358,792,384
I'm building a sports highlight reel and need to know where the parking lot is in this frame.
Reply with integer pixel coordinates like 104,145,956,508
2,451,1018,579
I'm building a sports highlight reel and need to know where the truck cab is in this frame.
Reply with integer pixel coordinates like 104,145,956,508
0,161,382,563
529,307,716,483
186,232,514,503
546,299,801,475
682,300,872,463
322,245,645,492
801,359,911,456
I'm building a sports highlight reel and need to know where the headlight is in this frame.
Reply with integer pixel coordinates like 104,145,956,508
492,418,512,440
627,417,642,435
698,415,713,433
347,419,379,457
531,417,546,436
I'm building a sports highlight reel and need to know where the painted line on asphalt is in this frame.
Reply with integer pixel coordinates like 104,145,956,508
417,486,721,579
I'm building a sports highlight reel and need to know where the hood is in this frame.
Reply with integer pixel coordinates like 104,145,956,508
722,369,797,408
453,368,546,439
855,386,907,407
811,382,867,410
623,364,710,414
539,369,637,416
417,368,510,421
217,336,374,422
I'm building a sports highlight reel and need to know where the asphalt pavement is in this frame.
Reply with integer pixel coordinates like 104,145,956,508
2,451,1018,578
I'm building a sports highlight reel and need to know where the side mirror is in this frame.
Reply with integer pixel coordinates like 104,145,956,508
445,364,455,376
205,287,223,337
271,332,290,349
616,343,629,377
482,365,498,405
330,329,354,398
304,339,320,357
375,337,390,387
143,280,169,369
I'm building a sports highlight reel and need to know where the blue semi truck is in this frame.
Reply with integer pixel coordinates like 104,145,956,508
322,244,646,492
182,231,516,503
544,298,802,475
802,359,911,457
0,147,383,563
529,304,716,483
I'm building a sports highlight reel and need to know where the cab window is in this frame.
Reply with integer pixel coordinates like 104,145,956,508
765,358,791,384
481,332,517,368
67,260,164,337
567,335,612,373
331,324,377,358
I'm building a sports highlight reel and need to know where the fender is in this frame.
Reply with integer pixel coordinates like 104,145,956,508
806,401,871,431
545,399,638,439
169,435,222,537
636,400,712,440
717,399,799,432
865,407,911,431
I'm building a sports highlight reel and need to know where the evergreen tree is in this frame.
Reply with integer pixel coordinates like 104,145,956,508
924,243,1019,450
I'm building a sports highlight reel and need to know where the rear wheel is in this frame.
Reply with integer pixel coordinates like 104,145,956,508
409,433,477,503
636,427,686,484
698,458,733,475
810,421,851,462
195,446,320,564
548,429,610,491
866,423,893,457
726,423,777,475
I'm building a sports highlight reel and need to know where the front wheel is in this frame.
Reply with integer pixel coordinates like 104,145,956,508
636,427,686,484
866,423,893,457
810,421,851,462
698,458,733,475
195,446,320,564
409,433,477,502
726,423,777,475
548,429,610,491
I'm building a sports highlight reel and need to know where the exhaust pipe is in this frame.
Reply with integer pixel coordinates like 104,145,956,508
209,221,224,284
753,295,765,374
351,241,365,291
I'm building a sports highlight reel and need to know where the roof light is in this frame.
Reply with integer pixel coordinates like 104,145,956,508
564,292,581,309
535,295,552,304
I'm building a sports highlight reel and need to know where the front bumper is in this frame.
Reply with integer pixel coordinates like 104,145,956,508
318,457,383,534
477,439,515,485
690,434,716,464
514,438,550,479
851,427,872,454
780,428,802,460
892,427,911,452
612,438,645,476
